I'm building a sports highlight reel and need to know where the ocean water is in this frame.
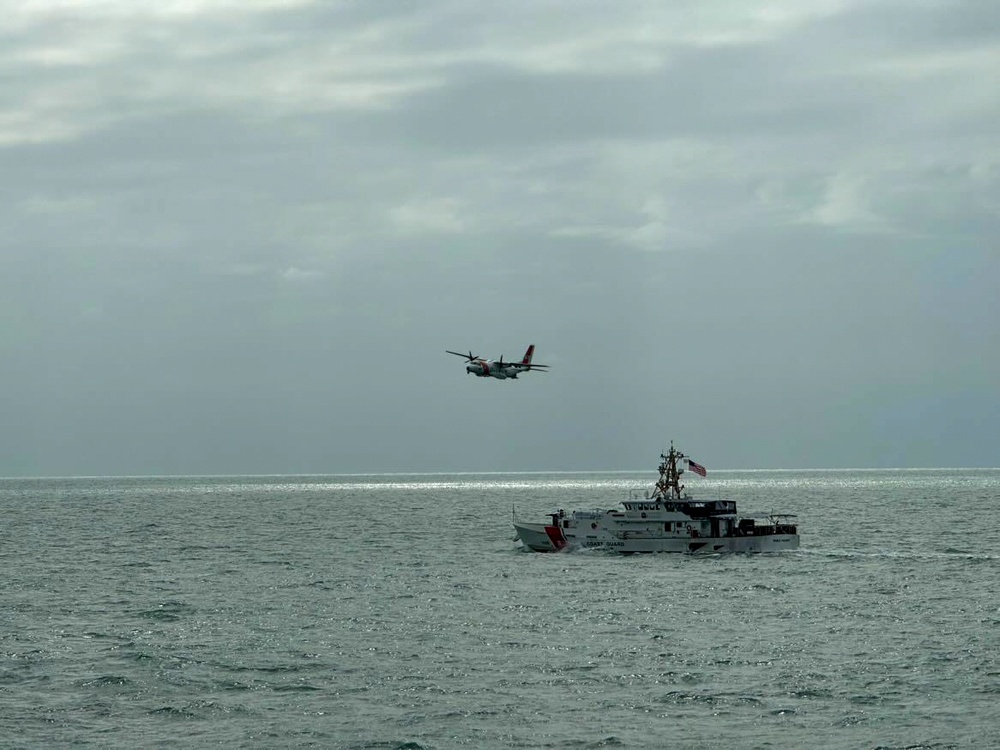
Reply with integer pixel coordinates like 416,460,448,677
2,469,999,749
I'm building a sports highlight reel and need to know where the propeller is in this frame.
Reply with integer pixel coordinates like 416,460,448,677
446,350,479,362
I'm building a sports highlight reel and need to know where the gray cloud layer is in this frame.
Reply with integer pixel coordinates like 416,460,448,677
2,0,998,474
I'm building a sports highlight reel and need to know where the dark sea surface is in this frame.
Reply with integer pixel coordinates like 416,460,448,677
2,469,999,749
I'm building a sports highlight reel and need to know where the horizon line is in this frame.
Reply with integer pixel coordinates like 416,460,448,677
2,466,998,481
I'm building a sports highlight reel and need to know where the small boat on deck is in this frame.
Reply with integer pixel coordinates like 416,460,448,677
513,443,799,554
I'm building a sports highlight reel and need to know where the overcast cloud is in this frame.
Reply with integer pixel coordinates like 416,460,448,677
2,0,998,474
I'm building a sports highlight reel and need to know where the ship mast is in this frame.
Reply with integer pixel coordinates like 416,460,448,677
651,442,687,502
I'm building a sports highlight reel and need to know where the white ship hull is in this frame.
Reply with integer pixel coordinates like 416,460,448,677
512,522,562,552
515,520,798,554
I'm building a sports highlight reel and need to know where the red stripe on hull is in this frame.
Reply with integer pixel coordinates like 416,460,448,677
544,525,566,550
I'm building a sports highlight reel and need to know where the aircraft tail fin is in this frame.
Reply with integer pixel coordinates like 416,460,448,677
521,344,535,365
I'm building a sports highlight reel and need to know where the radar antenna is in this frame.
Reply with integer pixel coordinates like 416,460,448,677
651,441,689,502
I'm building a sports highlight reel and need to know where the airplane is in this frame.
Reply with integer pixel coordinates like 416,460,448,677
446,344,550,379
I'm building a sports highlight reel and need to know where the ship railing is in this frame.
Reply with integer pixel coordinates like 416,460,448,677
768,513,799,535
735,512,799,537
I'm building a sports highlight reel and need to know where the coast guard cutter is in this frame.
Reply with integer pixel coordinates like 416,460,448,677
513,444,799,554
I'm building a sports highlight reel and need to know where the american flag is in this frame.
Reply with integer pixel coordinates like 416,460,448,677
687,458,707,477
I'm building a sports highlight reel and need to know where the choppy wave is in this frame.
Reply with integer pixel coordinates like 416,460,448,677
1,470,999,748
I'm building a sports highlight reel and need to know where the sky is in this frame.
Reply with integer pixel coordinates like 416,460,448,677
1,0,998,475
